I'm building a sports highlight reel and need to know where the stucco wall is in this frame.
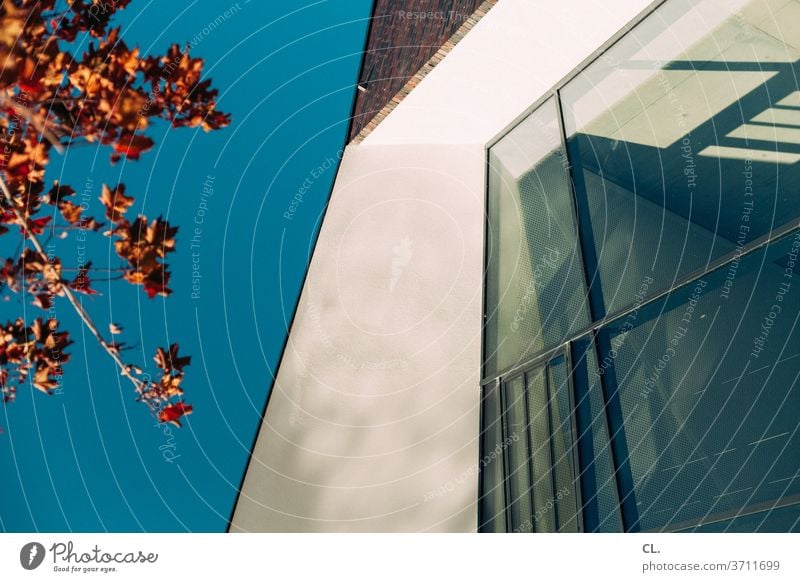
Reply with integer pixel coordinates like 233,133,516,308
231,144,485,531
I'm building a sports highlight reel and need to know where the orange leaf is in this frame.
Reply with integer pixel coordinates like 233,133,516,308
157,402,192,427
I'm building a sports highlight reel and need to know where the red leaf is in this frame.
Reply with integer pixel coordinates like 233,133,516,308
157,402,193,427
111,134,153,163
17,79,44,96
68,262,99,295
23,216,51,235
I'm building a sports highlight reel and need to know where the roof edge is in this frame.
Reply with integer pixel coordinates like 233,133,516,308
350,0,498,145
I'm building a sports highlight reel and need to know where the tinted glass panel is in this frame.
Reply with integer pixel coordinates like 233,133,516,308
527,368,556,532
571,338,623,532
600,230,800,532
548,357,580,531
482,0,800,534
485,98,591,376
676,503,800,532
561,0,800,316
479,382,507,532
504,376,533,531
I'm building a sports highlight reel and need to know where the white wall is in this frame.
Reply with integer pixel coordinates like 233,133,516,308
231,0,655,532
364,0,657,146
231,144,486,531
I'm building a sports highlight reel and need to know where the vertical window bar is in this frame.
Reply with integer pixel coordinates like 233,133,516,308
593,330,640,531
545,363,560,530
478,381,484,531
479,378,508,533
522,368,538,532
527,367,557,532
563,344,585,532
499,378,513,532
555,90,639,532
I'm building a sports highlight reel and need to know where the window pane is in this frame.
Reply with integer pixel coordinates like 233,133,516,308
676,503,800,532
479,382,507,532
504,376,533,531
548,356,580,531
600,229,800,532
485,97,591,377
526,367,556,532
561,0,800,316
572,338,623,532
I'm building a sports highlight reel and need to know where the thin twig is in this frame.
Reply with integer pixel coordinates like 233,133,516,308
0,94,64,154
60,267,127,272
0,174,155,411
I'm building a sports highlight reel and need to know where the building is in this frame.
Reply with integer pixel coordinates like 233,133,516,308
229,0,800,532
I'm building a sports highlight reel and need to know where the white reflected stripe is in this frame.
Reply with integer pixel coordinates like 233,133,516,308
777,92,800,108
751,107,800,127
698,145,800,164
727,123,800,144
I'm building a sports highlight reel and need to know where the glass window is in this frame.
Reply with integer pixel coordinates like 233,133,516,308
545,360,580,531
485,98,591,377
479,355,583,532
481,0,800,534
560,0,800,316
570,338,623,532
504,375,533,530
677,504,800,533
600,230,800,532
478,382,507,533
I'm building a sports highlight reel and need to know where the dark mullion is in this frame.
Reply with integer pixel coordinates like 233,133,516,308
563,344,585,532
477,382,486,532
554,95,606,322
482,218,800,387
555,90,637,532
522,371,538,532
545,363,561,531
480,145,493,381
499,379,513,532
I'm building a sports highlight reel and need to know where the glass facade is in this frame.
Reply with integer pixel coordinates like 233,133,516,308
481,0,800,533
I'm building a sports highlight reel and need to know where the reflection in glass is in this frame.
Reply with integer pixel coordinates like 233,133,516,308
600,230,800,531
482,0,800,533
478,382,506,533
504,376,532,531
485,98,590,376
561,0,800,315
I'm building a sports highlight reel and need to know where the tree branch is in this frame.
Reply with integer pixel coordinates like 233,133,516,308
0,94,64,154
0,174,155,411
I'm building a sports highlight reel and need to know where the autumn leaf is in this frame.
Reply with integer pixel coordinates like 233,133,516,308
110,134,154,163
27,216,51,235
45,182,76,205
68,262,99,295
99,184,134,223
33,364,58,394
0,2,230,427
33,293,52,310
0,318,70,399
59,200,84,224
154,343,190,373
157,402,193,428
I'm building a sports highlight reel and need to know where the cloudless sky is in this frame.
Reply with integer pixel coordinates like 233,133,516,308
0,0,371,532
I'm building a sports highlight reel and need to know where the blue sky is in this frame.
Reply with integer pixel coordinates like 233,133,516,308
0,0,371,532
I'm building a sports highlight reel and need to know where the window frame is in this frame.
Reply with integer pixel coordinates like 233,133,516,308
479,0,800,532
